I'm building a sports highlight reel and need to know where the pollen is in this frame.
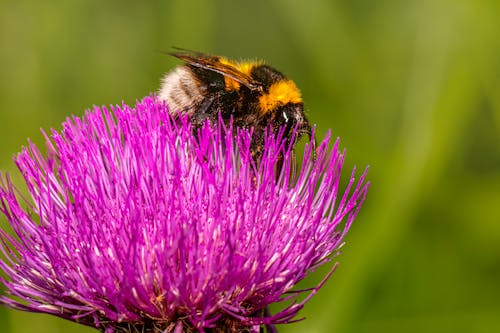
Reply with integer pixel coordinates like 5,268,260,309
259,80,302,113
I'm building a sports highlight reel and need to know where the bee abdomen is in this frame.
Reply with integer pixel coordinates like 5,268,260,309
158,66,204,115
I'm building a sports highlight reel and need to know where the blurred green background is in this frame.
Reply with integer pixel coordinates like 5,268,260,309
1,0,499,332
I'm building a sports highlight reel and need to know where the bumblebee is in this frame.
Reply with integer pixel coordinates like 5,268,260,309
158,50,312,159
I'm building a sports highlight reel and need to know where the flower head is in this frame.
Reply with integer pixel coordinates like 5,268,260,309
0,97,369,332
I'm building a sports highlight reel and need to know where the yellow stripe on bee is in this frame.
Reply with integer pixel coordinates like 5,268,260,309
259,80,302,113
219,58,259,91
224,78,241,91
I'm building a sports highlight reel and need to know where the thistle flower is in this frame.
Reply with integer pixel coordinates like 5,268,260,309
0,97,369,332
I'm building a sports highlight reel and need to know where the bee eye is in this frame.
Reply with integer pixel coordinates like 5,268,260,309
282,111,290,123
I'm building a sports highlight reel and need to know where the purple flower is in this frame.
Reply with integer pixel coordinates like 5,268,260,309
0,97,369,332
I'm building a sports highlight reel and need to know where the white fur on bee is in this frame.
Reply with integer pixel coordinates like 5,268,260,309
158,66,204,115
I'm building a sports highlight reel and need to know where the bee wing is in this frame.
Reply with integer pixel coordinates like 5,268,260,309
169,50,261,91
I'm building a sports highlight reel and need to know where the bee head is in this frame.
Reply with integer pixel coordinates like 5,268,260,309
256,75,311,141
276,102,312,141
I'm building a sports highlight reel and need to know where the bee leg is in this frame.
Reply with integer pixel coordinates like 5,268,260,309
198,96,215,114
311,133,318,161
191,97,215,127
